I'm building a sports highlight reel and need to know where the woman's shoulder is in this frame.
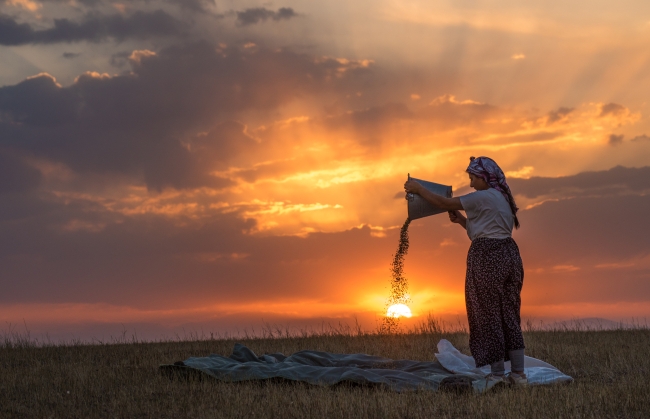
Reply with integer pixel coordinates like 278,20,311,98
462,188,495,200
460,188,505,208
460,189,489,212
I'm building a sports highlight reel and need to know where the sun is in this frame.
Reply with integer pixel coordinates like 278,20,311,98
386,304,412,318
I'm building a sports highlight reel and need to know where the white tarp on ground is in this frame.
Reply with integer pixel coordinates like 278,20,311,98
434,339,574,390
162,339,573,392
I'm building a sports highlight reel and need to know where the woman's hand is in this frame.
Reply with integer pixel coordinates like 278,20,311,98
404,179,422,194
448,210,467,229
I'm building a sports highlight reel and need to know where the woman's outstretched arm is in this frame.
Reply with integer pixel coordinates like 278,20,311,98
404,179,464,211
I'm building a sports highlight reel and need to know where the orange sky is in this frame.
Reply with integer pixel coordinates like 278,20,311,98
1,0,650,341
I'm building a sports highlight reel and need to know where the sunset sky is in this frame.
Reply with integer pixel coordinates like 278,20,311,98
2,0,650,341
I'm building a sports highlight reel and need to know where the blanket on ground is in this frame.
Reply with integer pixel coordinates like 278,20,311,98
160,339,572,392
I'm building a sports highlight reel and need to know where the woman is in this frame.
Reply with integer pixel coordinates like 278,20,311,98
404,156,527,386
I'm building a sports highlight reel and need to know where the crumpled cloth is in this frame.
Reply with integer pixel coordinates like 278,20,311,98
160,339,573,392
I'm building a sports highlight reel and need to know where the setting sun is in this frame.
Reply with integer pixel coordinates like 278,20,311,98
387,304,413,318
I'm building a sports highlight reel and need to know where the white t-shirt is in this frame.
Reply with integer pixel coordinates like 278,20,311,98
459,188,514,241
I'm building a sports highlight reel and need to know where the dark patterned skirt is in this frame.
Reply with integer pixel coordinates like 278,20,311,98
465,237,525,368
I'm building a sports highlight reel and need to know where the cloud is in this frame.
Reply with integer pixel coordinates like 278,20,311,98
631,134,650,142
518,191,650,269
417,95,498,127
509,165,650,199
0,152,42,194
4,0,41,11
323,103,413,146
0,73,77,127
286,93,505,155
0,200,392,308
36,0,217,12
0,146,649,342
609,134,624,145
166,0,215,13
236,7,297,26
0,42,375,190
546,107,574,124
0,10,186,45
2,165,650,325
62,52,81,59
494,169,650,314
169,96,646,206
37,0,102,5
506,166,534,179
599,102,627,117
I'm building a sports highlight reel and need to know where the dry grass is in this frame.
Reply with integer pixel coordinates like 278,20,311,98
2,320,649,419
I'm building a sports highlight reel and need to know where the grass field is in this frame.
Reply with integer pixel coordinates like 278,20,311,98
2,321,649,419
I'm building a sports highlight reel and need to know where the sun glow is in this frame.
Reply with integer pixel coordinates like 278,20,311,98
386,304,412,318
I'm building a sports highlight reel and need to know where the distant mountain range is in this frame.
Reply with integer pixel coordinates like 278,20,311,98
531,317,648,331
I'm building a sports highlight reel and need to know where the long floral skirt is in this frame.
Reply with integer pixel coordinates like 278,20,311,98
465,237,525,368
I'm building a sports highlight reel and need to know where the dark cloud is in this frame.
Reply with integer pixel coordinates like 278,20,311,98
609,134,624,145
40,0,102,5
0,10,185,45
0,73,79,127
516,193,650,311
0,14,32,46
40,0,216,11
519,193,650,264
546,107,574,124
599,102,626,117
188,120,258,169
509,165,650,199
0,42,372,190
631,134,650,142
236,7,297,26
166,0,216,13
0,202,395,307
0,152,42,194
62,52,81,59
108,51,131,67
450,169,650,306
37,0,219,15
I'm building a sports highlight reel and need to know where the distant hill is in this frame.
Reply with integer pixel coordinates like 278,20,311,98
539,317,642,331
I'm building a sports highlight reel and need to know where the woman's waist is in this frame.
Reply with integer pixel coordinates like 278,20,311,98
470,233,512,241
471,236,516,245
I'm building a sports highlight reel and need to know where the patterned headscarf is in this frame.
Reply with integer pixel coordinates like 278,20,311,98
466,156,520,224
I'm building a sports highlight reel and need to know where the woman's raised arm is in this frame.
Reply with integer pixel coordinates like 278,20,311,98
404,179,464,211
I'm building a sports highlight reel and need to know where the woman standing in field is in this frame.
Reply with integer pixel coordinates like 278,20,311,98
404,156,527,386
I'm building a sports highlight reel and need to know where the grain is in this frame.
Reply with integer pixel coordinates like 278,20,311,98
381,217,411,332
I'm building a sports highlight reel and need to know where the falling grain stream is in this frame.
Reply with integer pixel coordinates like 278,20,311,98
381,217,411,332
